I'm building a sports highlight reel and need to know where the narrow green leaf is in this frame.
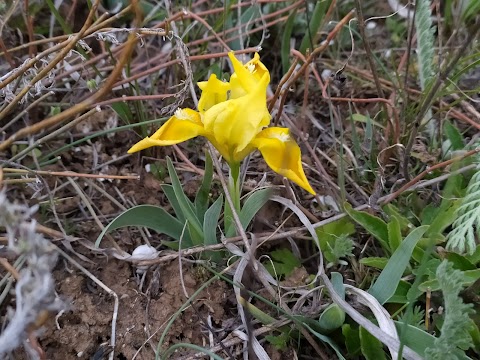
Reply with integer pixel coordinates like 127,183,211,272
388,215,402,252
203,195,223,262
95,205,187,247
195,152,214,222
238,296,276,325
162,185,186,223
111,102,134,123
331,272,345,300
444,120,464,150
360,257,389,270
299,0,330,54
344,203,390,250
360,326,387,360
424,199,460,237
383,204,412,231
226,188,272,237
45,0,72,34
304,324,347,360
264,248,301,277
342,324,361,356
395,321,436,358
187,222,204,247
203,195,223,246
166,157,203,237
463,1,480,23
281,9,297,74
369,226,429,304
388,280,411,304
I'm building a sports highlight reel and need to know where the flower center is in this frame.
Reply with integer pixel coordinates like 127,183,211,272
273,133,290,142
175,108,194,121
246,63,256,74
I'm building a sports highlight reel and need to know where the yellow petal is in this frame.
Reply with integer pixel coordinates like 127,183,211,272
228,52,270,95
127,108,204,153
197,74,231,113
252,127,316,194
244,53,269,83
203,72,271,160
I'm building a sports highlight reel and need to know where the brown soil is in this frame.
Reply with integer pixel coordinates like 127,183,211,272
17,258,232,359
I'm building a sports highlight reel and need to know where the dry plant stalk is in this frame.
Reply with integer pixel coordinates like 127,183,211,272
0,189,64,358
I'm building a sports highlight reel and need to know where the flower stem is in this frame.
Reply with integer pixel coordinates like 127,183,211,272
228,162,241,212
224,162,242,234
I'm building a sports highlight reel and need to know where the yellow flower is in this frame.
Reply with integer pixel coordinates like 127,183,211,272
128,52,315,194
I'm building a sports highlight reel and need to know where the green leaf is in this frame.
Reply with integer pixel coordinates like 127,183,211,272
299,0,331,54
162,185,186,223
166,158,203,242
45,0,72,34
226,188,272,237
316,216,355,241
360,326,387,360
195,152,213,222
95,205,188,247
342,324,361,356
318,304,345,333
388,280,412,304
316,217,355,264
469,320,480,354
444,120,464,150
383,204,412,231
304,324,347,360
325,234,354,266
281,9,297,74
445,253,476,271
369,226,429,304
442,172,467,198
388,215,402,252
203,195,223,246
463,0,480,23
265,332,289,351
203,195,223,262
238,296,276,325
424,199,460,237
395,321,436,358
331,272,345,300
344,203,390,251
111,102,134,123
360,257,389,270
466,245,480,265
418,269,480,292
264,248,301,277
228,5,260,50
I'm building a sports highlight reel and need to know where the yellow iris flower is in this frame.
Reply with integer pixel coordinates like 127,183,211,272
128,52,315,195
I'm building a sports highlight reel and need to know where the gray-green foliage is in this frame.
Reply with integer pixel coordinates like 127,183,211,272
415,0,435,89
415,0,436,127
326,234,354,268
447,165,480,255
397,305,425,329
424,261,474,360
